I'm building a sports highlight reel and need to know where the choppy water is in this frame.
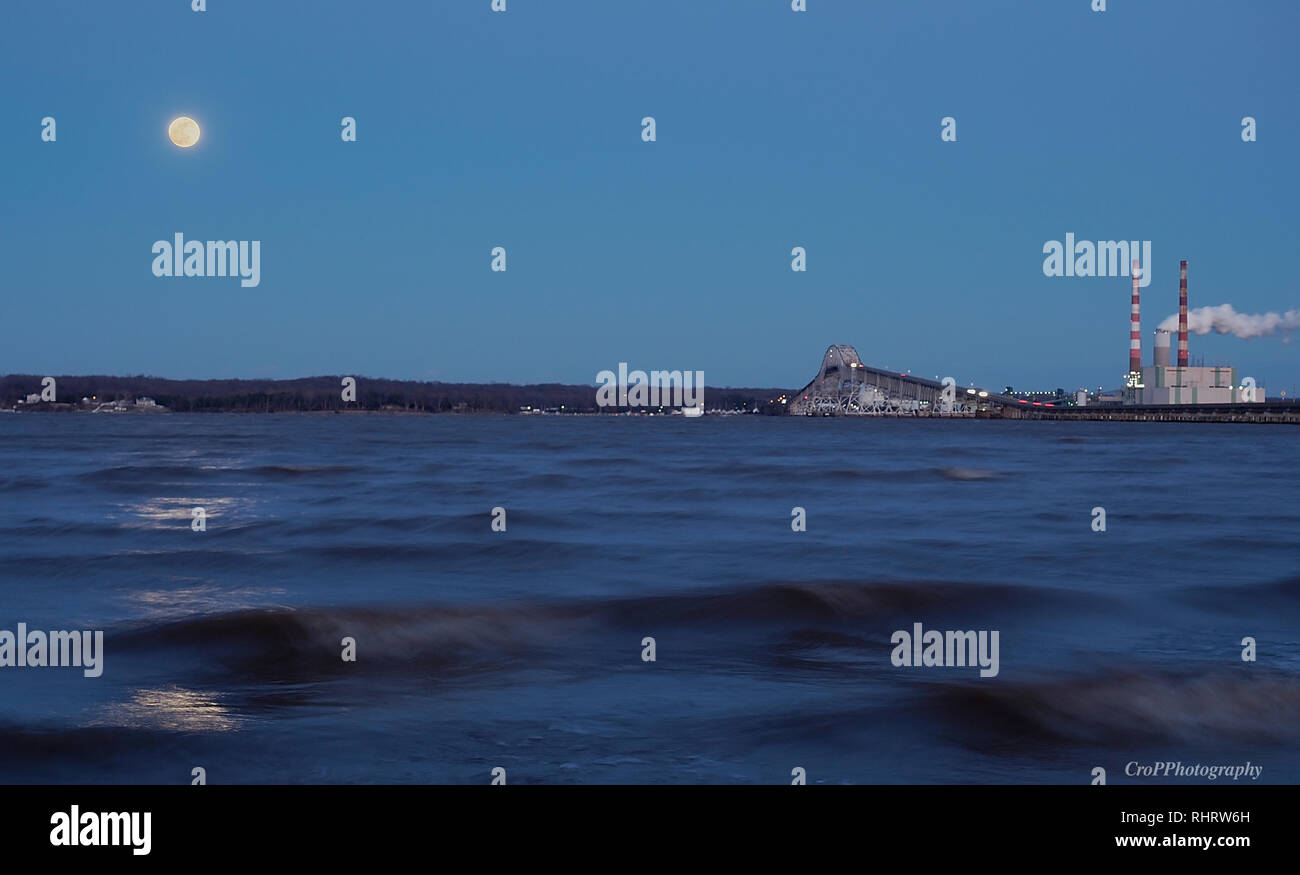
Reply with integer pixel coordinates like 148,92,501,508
0,414,1296,784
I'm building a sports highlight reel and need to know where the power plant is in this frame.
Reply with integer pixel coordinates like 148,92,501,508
1126,259,1263,405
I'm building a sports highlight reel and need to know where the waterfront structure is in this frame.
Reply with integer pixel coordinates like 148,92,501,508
1132,261,1263,405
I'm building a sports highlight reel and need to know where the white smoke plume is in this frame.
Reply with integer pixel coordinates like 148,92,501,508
1157,304,1300,340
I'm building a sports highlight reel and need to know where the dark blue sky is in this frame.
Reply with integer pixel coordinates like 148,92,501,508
3,0,1297,392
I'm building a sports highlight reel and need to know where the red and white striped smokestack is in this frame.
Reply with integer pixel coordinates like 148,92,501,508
1178,259,1189,367
1129,259,1142,373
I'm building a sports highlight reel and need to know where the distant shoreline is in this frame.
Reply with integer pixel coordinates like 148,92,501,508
0,374,789,415
4,375,1296,423
0,407,761,417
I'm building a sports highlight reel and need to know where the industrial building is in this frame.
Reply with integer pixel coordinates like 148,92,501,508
783,256,1277,419
1124,259,1263,405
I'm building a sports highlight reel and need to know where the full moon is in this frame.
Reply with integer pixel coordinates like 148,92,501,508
168,117,200,148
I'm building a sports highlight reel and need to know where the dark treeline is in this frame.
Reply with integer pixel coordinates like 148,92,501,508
0,375,792,414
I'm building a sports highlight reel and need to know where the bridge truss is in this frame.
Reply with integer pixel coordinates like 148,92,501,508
789,344,981,417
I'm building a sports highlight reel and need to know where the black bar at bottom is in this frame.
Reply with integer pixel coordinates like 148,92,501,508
1,785,1283,861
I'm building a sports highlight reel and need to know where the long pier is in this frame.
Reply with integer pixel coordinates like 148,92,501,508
1002,401,1300,424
